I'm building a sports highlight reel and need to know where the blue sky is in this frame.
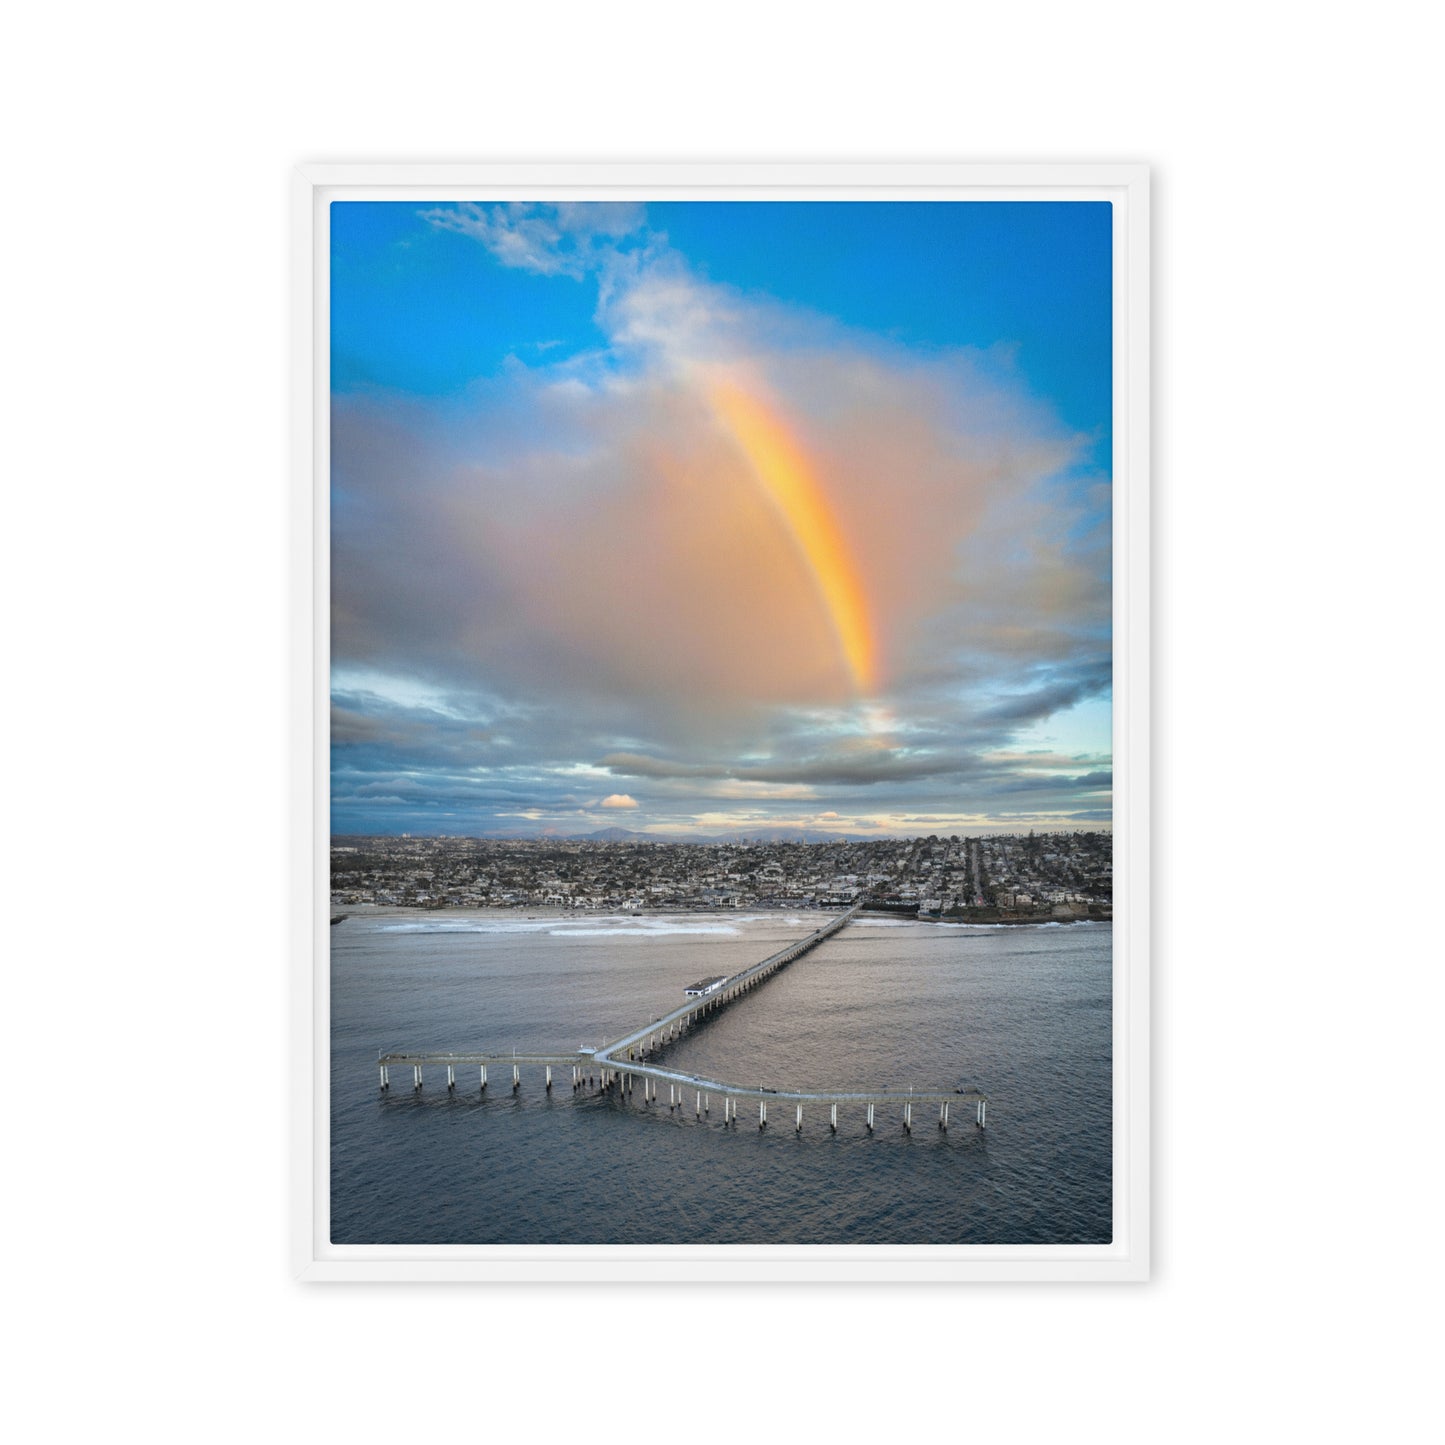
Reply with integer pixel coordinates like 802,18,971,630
330,200,1112,837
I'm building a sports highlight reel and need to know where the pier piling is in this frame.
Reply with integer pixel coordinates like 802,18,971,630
375,907,991,1147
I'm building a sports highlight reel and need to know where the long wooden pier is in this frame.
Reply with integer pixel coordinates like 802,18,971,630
377,904,989,1134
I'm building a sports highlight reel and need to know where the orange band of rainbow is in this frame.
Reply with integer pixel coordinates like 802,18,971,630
708,378,876,695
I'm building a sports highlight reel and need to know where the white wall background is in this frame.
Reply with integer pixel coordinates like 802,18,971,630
5,3,1439,1440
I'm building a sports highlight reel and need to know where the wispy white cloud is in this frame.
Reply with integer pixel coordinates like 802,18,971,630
419,201,646,279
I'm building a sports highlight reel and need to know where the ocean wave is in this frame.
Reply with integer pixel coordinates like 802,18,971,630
550,925,740,937
377,916,744,938
851,916,1103,932
376,909,840,937
377,918,622,935
377,920,554,934
962,918,1100,930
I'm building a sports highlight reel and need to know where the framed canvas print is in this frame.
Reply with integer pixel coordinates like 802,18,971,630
292,162,1150,1281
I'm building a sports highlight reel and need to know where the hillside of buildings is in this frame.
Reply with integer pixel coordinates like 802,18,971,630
330,832,1112,922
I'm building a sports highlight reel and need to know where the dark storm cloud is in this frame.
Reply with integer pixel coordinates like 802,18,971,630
596,749,975,787
991,771,1114,796
974,662,1113,726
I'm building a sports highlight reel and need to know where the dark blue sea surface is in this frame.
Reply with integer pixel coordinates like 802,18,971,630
330,911,1111,1244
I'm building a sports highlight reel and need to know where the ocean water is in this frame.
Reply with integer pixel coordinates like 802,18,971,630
330,910,1112,1244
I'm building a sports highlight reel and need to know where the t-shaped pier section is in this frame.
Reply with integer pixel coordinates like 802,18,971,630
377,903,989,1134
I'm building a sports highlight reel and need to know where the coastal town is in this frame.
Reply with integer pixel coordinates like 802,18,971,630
330,831,1112,922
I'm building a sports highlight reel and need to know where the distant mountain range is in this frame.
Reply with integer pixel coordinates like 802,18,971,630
574,825,876,844
575,826,674,842
336,825,881,845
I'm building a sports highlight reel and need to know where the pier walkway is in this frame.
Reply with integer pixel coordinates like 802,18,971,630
377,904,988,1134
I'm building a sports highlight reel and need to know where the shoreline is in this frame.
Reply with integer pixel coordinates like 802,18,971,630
330,901,1111,926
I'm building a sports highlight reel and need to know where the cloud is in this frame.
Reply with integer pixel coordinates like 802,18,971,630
419,201,646,279
331,703,404,746
992,770,1113,795
594,749,972,787
974,663,1113,725
332,271,1098,732
981,751,1110,769
330,205,1112,834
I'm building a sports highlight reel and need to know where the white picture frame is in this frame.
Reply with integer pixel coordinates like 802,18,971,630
291,162,1150,1282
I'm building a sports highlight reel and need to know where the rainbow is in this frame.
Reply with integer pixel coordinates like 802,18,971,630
707,377,877,695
